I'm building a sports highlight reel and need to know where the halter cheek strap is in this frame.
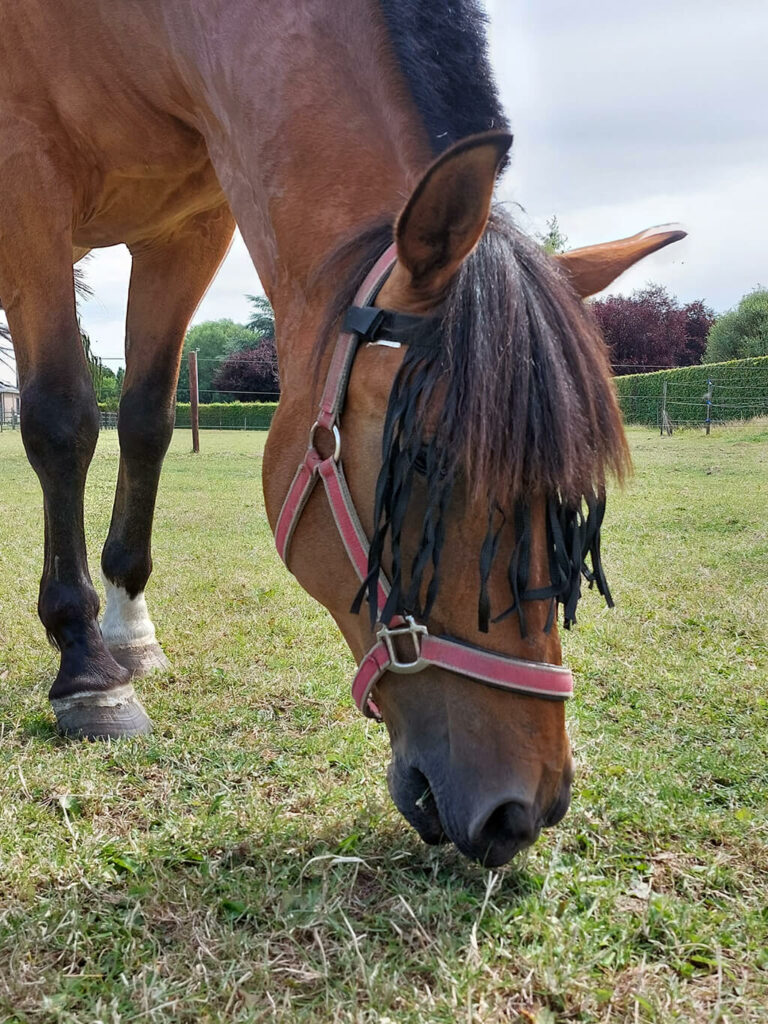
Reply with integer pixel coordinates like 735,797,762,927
274,243,574,719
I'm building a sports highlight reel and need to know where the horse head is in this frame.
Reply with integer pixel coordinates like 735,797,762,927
268,131,685,866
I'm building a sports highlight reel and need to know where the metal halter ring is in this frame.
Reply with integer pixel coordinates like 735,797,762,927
308,421,341,462
376,616,429,673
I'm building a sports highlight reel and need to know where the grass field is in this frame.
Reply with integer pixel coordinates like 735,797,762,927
0,423,766,1023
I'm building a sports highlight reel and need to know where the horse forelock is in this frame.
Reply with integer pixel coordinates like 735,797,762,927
322,210,629,505
437,210,630,504
319,208,630,633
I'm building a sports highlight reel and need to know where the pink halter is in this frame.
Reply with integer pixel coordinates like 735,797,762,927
275,244,574,719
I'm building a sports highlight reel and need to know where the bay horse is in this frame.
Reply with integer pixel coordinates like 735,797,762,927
0,0,684,866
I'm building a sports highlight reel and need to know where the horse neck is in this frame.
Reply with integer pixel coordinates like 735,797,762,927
169,0,431,374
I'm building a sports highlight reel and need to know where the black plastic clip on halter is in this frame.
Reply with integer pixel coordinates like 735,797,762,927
343,305,442,350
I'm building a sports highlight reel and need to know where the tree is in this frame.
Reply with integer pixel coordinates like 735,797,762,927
705,288,768,363
245,294,276,338
212,337,279,401
206,293,279,401
75,266,106,395
178,319,257,401
79,326,104,394
680,300,716,365
96,365,120,402
537,214,569,255
591,284,716,374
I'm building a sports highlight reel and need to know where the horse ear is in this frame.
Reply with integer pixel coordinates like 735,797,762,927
555,225,687,299
394,131,513,296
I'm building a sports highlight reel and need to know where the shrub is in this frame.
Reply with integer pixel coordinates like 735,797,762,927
173,401,277,430
705,288,768,363
97,402,278,430
592,284,715,374
212,340,279,401
614,355,768,427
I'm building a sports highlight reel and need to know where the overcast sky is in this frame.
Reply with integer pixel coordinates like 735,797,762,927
3,1,767,371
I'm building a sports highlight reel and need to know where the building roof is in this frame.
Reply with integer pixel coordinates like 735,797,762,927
0,382,19,393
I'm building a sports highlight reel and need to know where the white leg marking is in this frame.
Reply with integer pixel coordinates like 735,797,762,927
100,574,157,650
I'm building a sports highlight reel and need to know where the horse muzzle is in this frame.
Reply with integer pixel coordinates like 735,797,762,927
387,753,573,867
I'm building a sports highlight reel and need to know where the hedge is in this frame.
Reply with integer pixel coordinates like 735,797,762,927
100,358,768,434
98,401,278,430
614,355,768,427
174,401,277,430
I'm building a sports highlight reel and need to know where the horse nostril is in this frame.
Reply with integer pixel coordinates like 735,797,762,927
543,778,572,827
468,799,537,852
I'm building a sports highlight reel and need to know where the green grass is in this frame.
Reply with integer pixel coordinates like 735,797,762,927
0,423,766,1023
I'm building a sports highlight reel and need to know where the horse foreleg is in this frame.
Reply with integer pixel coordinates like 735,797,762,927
100,204,236,676
0,156,149,738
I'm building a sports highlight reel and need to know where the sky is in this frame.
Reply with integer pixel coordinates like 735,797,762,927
2,0,766,374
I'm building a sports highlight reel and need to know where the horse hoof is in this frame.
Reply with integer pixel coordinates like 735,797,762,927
51,683,153,740
107,641,170,678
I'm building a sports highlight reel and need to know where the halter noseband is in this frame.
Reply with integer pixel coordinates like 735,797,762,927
274,244,574,719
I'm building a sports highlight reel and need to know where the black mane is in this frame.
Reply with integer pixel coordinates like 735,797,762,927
378,0,509,152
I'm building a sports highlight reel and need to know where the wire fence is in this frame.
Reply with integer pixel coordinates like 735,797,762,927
5,350,768,436
1,400,274,432
0,406,20,431
618,380,768,434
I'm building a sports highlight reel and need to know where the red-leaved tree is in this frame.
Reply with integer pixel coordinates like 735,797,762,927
212,337,280,401
591,285,716,375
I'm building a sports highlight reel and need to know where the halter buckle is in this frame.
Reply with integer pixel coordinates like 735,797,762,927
376,615,429,674
308,420,341,462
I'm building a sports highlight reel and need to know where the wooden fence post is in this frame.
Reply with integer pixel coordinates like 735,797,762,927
189,349,200,453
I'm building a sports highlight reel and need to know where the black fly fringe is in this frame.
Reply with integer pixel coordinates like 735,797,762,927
339,206,629,637
485,493,614,637
352,341,615,635
352,340,454,628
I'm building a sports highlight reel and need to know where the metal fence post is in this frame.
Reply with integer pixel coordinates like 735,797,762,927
705,379,712,435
